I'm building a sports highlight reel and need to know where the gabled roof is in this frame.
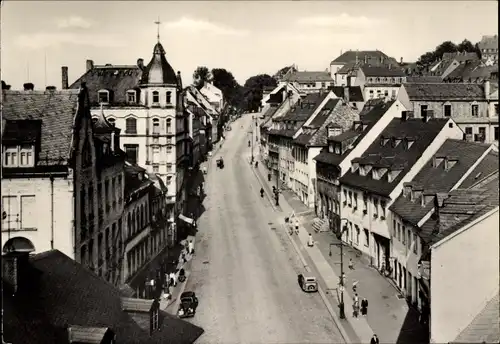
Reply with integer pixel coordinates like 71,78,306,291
1,89,79,166
389,140,492,225
2,119,42,144
360,65,406,77
403,83,486,100
339,117,450,197
293,99,342,146
442,52,479,62
330,50,398,65
478,35,499,51
459,150,499,189
2,250,204,344
279,92,329,122
419,176,499,247
452,293,500,344
330,86,364,102
314,100,394,166
282,71,333,82
69,66,143,106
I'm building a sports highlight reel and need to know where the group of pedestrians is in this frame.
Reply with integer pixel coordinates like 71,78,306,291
162,240,195,301
352,292,369,318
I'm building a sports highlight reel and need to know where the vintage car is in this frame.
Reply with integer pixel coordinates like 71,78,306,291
177,291,199,318
297,274,318,293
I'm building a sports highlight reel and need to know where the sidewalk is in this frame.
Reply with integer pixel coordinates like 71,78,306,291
253,161,428,344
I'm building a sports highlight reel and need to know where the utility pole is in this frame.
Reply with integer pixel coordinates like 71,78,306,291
274,149,280,206
329,218,348,319
250,116,254,163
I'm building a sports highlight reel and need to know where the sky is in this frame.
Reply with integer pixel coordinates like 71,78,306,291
1,1,498,90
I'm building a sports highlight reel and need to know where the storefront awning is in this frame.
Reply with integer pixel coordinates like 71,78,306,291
179,214,195,225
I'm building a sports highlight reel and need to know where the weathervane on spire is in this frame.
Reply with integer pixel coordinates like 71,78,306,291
154,16,161,42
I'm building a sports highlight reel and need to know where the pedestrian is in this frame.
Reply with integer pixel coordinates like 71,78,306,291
353,299,359,318
307,233,314,247
370,334,379,344
348,258,354,270
170,271,177,287
339,272,346,286
295,220,299,235
353,293,359,304
188,240,194,255
361,297,368,316
352,280,358,293
169,277,174,288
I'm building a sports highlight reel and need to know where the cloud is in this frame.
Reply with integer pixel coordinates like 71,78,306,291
57,16,93,29
297,13,380,29
164,17,249,36
16,32,125,50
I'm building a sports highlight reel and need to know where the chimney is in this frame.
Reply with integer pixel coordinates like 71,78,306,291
177,71,183,90
401,111,408,121
61,66,69,90
364,55,368,64
23,83,34,91
400,57,403,64
343,86,350,104
86,59,94,72
46,86,56,91
485,80,490,101
3,251,31,295
2,80,11,90
137,58,144,70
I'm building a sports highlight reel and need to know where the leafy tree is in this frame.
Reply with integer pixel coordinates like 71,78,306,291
457,39,475,53
193,66,213,88
273,65,297,80
434,41,458,59
211,68,245,109
243,74,277,112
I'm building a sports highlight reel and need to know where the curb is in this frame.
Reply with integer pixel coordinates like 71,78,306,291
249,161,351,344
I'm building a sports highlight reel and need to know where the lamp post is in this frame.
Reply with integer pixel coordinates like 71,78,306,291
329,217,349,319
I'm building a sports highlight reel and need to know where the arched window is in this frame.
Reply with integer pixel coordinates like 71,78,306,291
152,91,159,103
166,91,172,104
125,117,137,134
152,118,160,134
92,117,99,124
166,118,172,134
107,117,116,127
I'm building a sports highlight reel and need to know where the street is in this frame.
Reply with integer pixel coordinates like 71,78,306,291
184,114,345,343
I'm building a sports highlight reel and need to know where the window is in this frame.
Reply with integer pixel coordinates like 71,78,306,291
495,104,499,117
495,126,499,141
166,146,172,154
334,145,341,154
152,146,160,163
444,104,452,117
384,90,389,97
355,225,360,244
471,104,479,116
152,118,160,135
402,225,406,244
407,228,412,249
348,191,352,207
3,146,18,167
364,228,369,247
107,117,116,127
413,234,418,254
353,193,358,209
124,144,139,164
373,198,379,217
166,119,172,134
127,90,136,103
380,200,386,218
98,90,109,103
167,163,172,172
152,91,160,104
166,91,172,104
420,105,428,118
392,219,396,237
167,176,172,186
2,196,19,228
125,117,137,134
465,127,473,135
152,165,159,173
391,90,396,99
397,223,401,241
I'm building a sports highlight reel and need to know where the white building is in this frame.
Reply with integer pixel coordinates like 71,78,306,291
199,82,224,113
280,70,333,94
338,115,464,268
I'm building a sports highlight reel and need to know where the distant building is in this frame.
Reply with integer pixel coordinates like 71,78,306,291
400,81,499,144
199,81,224,112
330,50,399,81
280,70,333,94
427,52,480,79
478,35,499,66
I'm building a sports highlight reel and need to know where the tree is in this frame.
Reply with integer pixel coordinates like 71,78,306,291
273,65,297,80
457,39,475,53
243,74,277,112
211,68,244,109
193,66,213,88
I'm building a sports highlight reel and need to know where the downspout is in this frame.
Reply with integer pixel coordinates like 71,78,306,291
50,175,55,249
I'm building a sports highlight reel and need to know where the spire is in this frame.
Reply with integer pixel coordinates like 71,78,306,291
154,17,161,43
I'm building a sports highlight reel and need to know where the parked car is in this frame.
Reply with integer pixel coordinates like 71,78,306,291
298,274,318,293
177,291,199,318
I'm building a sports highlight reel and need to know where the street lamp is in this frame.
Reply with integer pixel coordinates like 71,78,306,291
329,218,349,319
250,116,255,163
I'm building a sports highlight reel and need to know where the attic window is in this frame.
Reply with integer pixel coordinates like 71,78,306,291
98,90,109,103
127,90,136,103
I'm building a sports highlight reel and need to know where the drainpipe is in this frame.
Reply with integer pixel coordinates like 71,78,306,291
50,175,55,249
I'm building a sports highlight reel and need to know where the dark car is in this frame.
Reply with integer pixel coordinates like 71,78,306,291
177,291,199,318
298,273,318,293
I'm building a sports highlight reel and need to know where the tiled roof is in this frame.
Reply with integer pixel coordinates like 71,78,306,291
339,118,450,197
267,128,296,138
280,92,329,121
442,52,479,62
330,86,364,102
140,43,178,86
124,162,154,199
389,140,491,225
330,50,398,65
2,119,42,144
406,76,443,83
336,63,357,74
282,71,333,82
444,60,485,80
478,35,499,51
360,65,406,77
429,59,455,77
419,176,499,246
403,83,485,100
314,101,393,166
1,89,79,166
459,150,499,188
3,250,204,344
70,66,143,106
452,293,500,344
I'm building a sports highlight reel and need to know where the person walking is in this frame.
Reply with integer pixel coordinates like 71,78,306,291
188,240,194,255
370,334,379,344
169,272,176,287
307,233,314,247
295,220,299,235
348,258,354,270
361,297,368,316
353,299,359,318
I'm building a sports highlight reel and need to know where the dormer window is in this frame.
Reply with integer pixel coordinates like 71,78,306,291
152,91,160,104
127,90,137,103
166,91,172,104
404,138,415,150
380,136,389,146
334,144,341,154
391,137,401,148
3,145,35,168
359,165,366,176
98,90,109,103
372,169,379,180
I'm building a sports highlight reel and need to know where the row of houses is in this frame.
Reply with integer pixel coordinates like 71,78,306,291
260,66,499,341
